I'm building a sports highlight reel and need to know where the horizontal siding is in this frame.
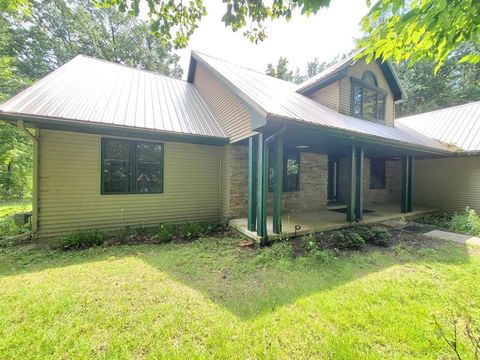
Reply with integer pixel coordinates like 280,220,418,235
193,63,254,142
339,59,395,126
307,81,339,111
414,157,480,213
37,129,221,239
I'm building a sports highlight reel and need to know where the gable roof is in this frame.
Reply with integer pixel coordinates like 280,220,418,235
296,51,407,102
0,55,227,140
396,101,480,153
189,51,447,154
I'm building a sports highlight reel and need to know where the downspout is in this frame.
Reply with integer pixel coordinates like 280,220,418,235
16,120,39,237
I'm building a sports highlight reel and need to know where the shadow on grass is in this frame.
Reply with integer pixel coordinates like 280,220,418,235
0,231,474,320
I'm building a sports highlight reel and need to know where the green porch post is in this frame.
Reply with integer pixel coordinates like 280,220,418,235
354,146,364,221
272,133,284,234
407,155,414,212
256,133,268,242
346,146,356,222
247,136,258,231
401,155,414,213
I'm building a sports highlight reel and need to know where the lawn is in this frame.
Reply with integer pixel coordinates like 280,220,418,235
0,200,31,218
0,232,479,358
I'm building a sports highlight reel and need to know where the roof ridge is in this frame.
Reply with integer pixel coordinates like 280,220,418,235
192,50,295,85
397,100,480,120
76,54,189,84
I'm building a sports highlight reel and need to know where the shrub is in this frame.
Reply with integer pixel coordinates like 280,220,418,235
450,207,480,236
61,229,105,250
179,222,203,239
370,226,390,246
330,230,364,250
116,226,133,243
0,217,20,238
418,213,451,228
154,224,175,243
301,232,318,253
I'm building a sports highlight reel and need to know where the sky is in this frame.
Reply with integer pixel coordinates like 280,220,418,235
176,0,369,79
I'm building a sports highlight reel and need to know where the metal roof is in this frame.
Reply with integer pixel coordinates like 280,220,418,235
191,51,448,153
295,51,407,101
396,101,480,153
0,55,227,139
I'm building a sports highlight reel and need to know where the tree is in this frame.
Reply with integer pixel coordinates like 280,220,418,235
395,43,480,117
358,0,480,72
265,57,293,82
0,0,183,200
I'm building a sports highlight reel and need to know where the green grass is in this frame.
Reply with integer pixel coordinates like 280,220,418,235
0,200,31,218
0,234,479,358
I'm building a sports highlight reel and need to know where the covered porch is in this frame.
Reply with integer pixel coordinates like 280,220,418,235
231,203,436,241
243,120,443,244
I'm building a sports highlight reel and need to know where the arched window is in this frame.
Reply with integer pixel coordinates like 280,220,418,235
351,71,386,122
362,71,377,87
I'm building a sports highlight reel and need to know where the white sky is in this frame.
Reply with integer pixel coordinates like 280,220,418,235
176,0,369,79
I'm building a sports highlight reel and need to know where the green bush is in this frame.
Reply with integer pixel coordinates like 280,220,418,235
301,232,318,253
354,226,390,246
154,224,175,243
179,222,203,239
0,217,20,238
330,230,364,250
418,213,451,228
61,229,105,250
451,207,480,236
370,226,390,246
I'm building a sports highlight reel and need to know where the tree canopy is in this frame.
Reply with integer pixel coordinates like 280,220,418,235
0,0,183,200
358,0,480,73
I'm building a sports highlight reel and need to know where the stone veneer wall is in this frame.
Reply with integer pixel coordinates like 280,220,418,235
338,158,401,205
222,145,328,219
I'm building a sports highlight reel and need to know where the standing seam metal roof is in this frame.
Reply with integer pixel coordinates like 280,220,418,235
396,101,480,153
192,51,448,153
0,55,227,139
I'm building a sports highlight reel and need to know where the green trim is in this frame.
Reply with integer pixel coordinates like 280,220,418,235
247,136,258,231
272,133,284,234
256,133,267,241
346,146,356,222
401,155,414,213
100,138,164,195
354,146,364,221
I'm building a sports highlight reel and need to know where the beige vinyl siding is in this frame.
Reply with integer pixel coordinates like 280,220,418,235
193,63,255,142
306,81,340,111
339,59,395,126
414,157,480,213
37,129,221,239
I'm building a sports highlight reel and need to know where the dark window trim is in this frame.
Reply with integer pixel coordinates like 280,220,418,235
101,137,165,195
268,150,301,193
350,75,387,124
283,150,300,192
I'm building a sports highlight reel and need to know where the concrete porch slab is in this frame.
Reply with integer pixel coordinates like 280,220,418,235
425,230,480,246
230,204,437,241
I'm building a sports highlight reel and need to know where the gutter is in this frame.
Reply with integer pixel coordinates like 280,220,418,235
16,120,39,237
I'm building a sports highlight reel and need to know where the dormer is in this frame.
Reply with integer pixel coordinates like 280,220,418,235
296,54,406,127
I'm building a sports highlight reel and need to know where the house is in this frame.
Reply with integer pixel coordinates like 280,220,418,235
0,52,451,241
396,101,480,213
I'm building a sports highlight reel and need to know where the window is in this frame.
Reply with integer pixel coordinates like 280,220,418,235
101,138,164,194
268,151,300,192
351,71,387,123
370,159,386,189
